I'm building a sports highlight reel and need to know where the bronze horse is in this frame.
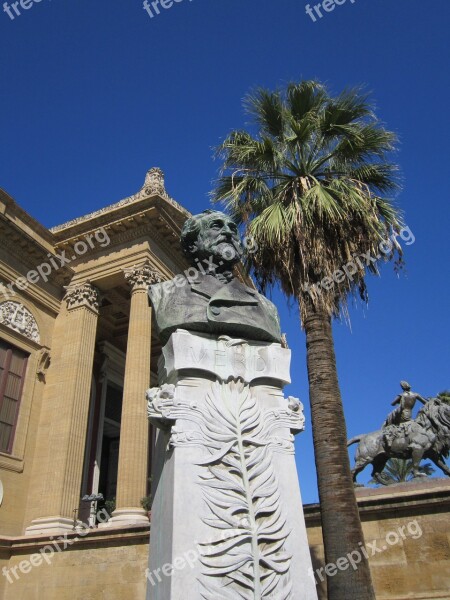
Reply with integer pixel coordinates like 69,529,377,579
348,398,450,484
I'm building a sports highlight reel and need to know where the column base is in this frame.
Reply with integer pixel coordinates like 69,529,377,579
25,517,78,536
101,508,149,528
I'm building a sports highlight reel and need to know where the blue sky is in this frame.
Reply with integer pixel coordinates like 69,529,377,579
1,0,449,502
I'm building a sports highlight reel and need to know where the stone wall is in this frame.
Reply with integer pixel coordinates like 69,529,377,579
306,478,450,600
0,479,449,599
0,526,149,600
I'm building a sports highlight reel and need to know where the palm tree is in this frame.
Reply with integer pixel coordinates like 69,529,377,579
369,458,435,485
213,81,403,600
437,390,450,404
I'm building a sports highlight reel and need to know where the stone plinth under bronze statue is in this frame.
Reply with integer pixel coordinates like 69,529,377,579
146,211,317,600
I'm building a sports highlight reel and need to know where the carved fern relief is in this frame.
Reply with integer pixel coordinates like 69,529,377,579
196,380,293,600
147,380,301,599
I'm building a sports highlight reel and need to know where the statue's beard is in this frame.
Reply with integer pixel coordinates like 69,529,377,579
214,241,242,262
198,239,242,268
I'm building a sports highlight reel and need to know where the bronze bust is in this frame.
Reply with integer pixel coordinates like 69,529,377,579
148,210,281,344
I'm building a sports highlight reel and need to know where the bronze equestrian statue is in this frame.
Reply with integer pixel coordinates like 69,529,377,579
348,383,450,484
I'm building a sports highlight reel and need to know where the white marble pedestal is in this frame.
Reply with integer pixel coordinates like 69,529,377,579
146,329,317,600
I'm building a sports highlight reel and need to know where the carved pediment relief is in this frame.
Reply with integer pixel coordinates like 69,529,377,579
0,301,40,344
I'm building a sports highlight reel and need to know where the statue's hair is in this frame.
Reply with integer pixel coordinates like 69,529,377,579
400,381,411,390
180,209,229,257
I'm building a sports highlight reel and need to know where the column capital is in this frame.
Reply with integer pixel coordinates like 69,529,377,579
124,261,163,293
64,282,100,313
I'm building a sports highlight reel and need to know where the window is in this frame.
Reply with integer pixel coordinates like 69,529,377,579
0,340,28,454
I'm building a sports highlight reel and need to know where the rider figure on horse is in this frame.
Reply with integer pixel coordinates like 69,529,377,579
382,381,428,446
383,381,428,427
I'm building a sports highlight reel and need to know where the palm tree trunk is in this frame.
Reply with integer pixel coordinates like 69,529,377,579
304,302,376,600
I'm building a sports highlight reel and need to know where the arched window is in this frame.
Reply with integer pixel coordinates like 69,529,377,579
0,340,28,454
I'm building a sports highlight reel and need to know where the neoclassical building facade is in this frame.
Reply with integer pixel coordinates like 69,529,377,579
0,169,193,597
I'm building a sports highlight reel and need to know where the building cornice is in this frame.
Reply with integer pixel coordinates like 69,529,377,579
0,188,55,247
0,524,150,553
304,479,450,526
55,204,190,278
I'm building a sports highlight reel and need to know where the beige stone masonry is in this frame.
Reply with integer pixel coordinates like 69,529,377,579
305,479,450,600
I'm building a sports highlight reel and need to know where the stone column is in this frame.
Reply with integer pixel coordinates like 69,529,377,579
109,262,162,526
26,282,100,535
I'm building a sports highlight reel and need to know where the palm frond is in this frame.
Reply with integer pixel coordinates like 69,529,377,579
212,80,402,324
244,88,285,139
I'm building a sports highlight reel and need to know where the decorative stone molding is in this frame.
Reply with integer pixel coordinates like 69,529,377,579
142,167,166,197
124,261,163,292
197,380,293,599
0,456,23,473
147,384,305,455
146,383,177,425
0,301,40,343
36,348,51,382
64,282,100,313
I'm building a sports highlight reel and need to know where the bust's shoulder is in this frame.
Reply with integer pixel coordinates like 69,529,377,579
256,290,278,314
148,281,166,307
254,290,281,335
148,278,187,309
